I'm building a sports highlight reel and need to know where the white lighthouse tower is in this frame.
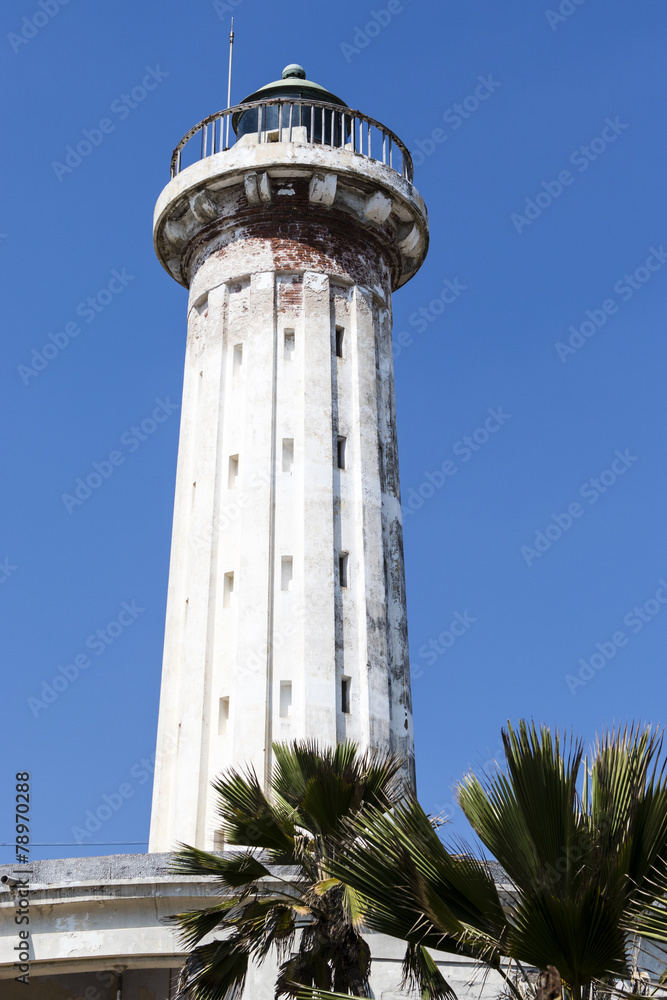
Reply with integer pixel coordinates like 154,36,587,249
0,65,512,1000
149,64,428,853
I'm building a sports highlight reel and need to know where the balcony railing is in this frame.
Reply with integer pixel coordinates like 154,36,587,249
170,97,414,183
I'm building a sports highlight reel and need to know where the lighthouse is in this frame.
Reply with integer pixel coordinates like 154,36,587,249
0,66,508,1000
149,64,429,853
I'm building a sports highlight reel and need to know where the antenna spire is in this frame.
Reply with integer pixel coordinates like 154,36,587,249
225,17,235,149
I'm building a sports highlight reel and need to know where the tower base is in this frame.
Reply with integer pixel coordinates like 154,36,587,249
0,854,505,999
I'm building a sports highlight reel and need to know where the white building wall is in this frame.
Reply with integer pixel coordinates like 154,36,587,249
148,137,429,853
150,252,414,852
0,855,509,1000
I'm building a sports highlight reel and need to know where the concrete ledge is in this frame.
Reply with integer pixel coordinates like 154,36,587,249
0,853,509,997
0,854,201,979
153,143,429,290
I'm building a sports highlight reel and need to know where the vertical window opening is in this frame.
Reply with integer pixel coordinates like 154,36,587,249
281,556,293,592
194,294,209,317
284,329,295,359
279,681,293,718
218,696,230,735
228,454,239,488
282,438,294,473
335,326,344,358
339,552,349,588
223,572,234,608
233,344,243,373
341,677,351,714
337,437,347,470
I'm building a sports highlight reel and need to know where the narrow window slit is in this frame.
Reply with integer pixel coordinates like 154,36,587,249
339,552,349,588
337,437,347,470
280,681,293,718
218,697,230,735
228,454,239,488
335,326,344,358
281,556,293,592
233,344,243,373
223,572,234,608
282,438,294,473
341,677,351,715
284,329,295,359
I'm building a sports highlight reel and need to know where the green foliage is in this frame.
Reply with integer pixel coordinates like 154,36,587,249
170,740,407,1000
331,722,667,1000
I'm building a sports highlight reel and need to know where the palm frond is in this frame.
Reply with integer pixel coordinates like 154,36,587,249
177,939,249,1000
331,797,506,958
211,766,295,853
507,886,629,984
170,844,273,886
401,942,458,1000
169,900,239,949
271,740,404,842
174,740,406,1000
342,884,367,932
458,721,584,896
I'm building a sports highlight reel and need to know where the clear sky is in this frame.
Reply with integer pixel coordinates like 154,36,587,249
2,0,667,861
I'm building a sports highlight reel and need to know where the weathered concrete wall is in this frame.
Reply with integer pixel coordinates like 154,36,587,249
0,856,506,1000
153,144,428,290
0,855,186,981
149,142,428,853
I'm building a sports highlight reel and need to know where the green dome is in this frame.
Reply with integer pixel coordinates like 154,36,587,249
232,63,348,133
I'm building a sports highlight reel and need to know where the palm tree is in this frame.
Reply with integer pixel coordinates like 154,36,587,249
326,722,667,1000
170,739,412,1000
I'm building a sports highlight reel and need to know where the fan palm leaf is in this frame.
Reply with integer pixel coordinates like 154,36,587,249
330,722,667,1000
171,740,407,1000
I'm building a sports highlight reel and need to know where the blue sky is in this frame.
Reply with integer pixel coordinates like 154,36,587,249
2,0,667,860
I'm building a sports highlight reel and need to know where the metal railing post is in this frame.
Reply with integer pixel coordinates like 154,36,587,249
170,99,413,182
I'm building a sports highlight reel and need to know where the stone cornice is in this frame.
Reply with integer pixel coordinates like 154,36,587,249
153,143,429,290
